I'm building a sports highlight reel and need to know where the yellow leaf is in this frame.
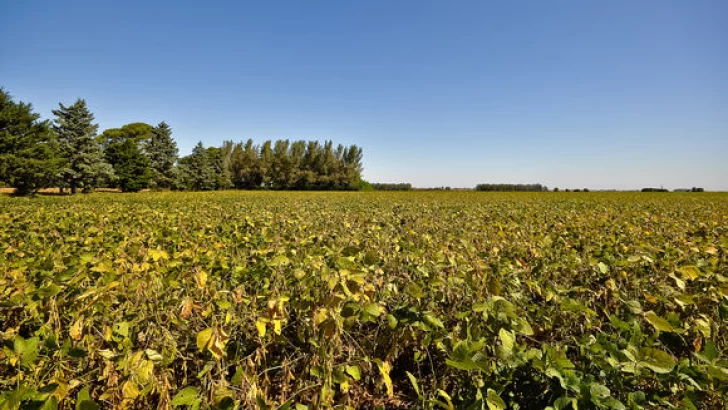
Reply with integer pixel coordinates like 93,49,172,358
195,270,207,289
70,317,84,341
208,331,228,359
256,319,267,338
148,248,169,262
643,293,657,303
273,320,282,335
134,358,155,384
196,328,213,351
376,360,394,398
677,266,700,280
122,380,140,399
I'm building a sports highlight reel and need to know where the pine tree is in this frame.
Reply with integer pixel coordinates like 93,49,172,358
187,142,216,190
146,121,178,189
52,99,113,193
0,88,62,195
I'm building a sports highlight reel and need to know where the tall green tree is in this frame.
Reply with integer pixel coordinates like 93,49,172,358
186,142,216,190
216,140,234,189
288,140,306,188
271,139,291,189
99,122,154,150
0,88,62,195
100,123,154,192
229,141,245,188
52,98,114,193
242,139,262,189
259,141,273,188
229,139,262,189
104,139,151,192
146,121,178,189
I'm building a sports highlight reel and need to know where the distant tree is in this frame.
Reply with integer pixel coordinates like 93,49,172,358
372,183,413,191
0,88,62,195
100,123,154,191
146,121,178,189
301,141,321,189
184,142,216,190
104,139,151,192
52,99,114,193
239,139,262,189
358,179,374,191
271,139,291,189
259,141,273,188
288,140,306,188
641,187,669,192
206,143,233,190
229,141,244,187
320,141,336,189
345,145,364,188
99,122,154,150
179,138,363,191
475,183,546,192
553,187,559,192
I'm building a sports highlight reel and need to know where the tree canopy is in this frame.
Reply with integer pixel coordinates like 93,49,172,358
0,88,62,195
1,87,367,194
146,121,178,189
52,98,114,193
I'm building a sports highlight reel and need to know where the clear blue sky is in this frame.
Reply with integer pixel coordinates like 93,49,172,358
2,1,726,190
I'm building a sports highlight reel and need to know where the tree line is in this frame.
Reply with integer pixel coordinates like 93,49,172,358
371,183,412,191
475,183,548,192
0,88,364,194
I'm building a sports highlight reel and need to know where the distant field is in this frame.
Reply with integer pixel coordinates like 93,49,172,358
0,187,133,194
1,192,727,409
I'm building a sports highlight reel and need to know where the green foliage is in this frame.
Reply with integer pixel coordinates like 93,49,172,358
225,139,363,191
53,98,114,193
371,182,412,191
1,191,727,409
104,138,151,192
0,88,62,195
146,121,178,189
98,122,154,149
357,179,374,191
99,122,155,192
474,183,548,192
176,142,216,191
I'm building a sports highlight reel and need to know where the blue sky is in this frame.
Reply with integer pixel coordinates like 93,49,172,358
1,1,726,190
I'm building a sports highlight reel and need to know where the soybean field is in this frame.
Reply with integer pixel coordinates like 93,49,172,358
1,192,727,409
